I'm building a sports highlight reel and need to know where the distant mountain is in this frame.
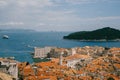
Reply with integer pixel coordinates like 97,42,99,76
63,27,120,41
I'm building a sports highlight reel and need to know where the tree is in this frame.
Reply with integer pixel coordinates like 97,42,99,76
107,77,114,80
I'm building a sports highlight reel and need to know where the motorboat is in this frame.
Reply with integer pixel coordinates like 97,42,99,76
3,35,9,39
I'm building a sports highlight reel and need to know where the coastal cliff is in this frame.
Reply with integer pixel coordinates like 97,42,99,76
63,27,120,41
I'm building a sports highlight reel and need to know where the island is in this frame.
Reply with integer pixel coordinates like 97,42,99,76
63,27,120,41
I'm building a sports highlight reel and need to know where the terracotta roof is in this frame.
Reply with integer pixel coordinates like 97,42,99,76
24,76,36,80
79,76,92,80
107,74,120,80
54,48,67,52
109,48,120,51
65,54,90,61
114,63,120,69
25,76,57,80
23,65,35,77
37,76,57,80
35,61,58,68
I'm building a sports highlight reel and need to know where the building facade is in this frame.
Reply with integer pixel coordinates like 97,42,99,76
0,58,18,80
65,54,92,69
34,47,56,58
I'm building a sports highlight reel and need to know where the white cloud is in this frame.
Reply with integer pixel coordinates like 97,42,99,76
0,0,7,7
1,0,53,8
65,0,120,4
36,23,46,27
0,0,120,31
17,0,53,8
37,10,75,21
0,22,24,26
84,16,120,21
37,8,120,22
65,0,99,4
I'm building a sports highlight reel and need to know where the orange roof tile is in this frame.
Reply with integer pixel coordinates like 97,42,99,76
37,76,57,80
114,63,120,69
24,76,36,80
65,54,90,61
23,65,35,77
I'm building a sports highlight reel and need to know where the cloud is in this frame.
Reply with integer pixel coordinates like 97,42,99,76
37,9,120,22
0,22,24,26
65,0,99,4
65,0,120,4
0,0,7,7
83,16,120,22
98,16,120,20
34,8,120,31
0,0,53,8
16,0,53,8
37,10,75,21
0,0,120,31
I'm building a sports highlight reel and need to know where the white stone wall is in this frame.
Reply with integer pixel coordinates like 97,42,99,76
67,59,80,68
34,47,56,58
34,47,47,58
0,60,18,80
66,58,92,69
0,61,9,67
71,48,76,55
8,63,18,80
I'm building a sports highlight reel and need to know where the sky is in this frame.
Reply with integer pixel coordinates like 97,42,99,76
0,0,120,31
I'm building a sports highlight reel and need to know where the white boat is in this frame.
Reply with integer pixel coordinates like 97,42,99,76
3,35,9,39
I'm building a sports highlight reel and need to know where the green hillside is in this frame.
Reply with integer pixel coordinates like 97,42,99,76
63,27,120,41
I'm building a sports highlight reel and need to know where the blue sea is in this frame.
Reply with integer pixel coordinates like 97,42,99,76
0,30,120,63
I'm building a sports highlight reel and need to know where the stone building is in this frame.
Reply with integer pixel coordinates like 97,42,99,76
0,58,18,80
34,47,56,58
65,54,92,68
68,48,77,55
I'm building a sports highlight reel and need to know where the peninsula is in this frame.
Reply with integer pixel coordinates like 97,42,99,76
63,27,120,41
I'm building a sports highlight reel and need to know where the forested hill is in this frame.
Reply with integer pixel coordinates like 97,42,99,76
63,27,120,41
